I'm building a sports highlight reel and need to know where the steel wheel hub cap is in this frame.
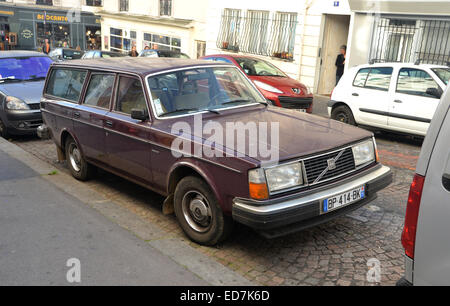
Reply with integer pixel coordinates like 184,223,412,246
69,145,81,172
182,191,212,233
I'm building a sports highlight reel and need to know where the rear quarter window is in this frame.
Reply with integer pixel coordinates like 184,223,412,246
45,68,87,102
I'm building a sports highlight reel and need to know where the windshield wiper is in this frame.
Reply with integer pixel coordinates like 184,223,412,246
220,99,253,106
160,107,220,117
0,77,23,83
26,76,46,81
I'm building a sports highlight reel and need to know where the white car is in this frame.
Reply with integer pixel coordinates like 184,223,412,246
328,63,449,136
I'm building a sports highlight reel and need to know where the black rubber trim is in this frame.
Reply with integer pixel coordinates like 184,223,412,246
359,108,431,123
396,277,413,286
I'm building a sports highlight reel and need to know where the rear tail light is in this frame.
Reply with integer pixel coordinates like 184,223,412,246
401,174,425,259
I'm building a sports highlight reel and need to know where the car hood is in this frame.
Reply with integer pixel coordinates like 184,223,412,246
249,75,309,95
0,80,45,104
159,106,373,165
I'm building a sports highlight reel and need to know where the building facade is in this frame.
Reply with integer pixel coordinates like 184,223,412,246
91,0,208,58
0,0,101,51
346,0,450,68
205,0,353,94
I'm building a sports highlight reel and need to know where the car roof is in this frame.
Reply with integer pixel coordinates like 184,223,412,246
0,50,48,58
352,62,448,69
51,57,233,76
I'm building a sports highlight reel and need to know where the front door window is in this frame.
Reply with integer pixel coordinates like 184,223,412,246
115,76,147,114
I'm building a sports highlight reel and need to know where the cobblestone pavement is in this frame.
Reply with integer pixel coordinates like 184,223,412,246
11,132,419,286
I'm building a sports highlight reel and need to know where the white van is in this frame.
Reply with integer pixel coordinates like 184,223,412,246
397,86,450,285
328,63,449,136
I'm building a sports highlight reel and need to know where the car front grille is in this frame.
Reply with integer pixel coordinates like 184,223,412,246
303,148,356,184
278,96,312,109
29,103,41,110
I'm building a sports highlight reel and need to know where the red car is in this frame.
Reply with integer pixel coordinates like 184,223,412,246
201,54,313,113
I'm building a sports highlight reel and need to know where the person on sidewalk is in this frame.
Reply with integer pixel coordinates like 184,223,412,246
129,46,139,57
43,39,51,55
335,45,346,85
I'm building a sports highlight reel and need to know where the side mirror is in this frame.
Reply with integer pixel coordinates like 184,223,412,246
131,108,149,121
426,87,442,99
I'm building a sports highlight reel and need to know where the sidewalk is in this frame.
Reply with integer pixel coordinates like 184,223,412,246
0,138,252,285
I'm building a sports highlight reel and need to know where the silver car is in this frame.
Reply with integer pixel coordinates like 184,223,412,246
398,85,450,285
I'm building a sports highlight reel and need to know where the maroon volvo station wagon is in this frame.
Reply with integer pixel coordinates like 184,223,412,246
40,58,392,245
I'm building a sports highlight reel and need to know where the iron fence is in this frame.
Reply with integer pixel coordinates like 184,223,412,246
216,10,298,61
370,17,450,66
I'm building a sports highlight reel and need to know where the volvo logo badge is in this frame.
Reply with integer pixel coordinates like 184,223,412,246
327,158,337,170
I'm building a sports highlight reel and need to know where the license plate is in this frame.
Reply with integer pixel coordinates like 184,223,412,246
322,185,365,213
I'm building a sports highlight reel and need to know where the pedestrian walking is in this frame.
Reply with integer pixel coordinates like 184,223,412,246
43,39,51,54
129,46,139,57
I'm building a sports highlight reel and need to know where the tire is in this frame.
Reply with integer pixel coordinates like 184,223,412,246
0,118,10,139
331,105,356,125
65,137,95,181
174,176,233,245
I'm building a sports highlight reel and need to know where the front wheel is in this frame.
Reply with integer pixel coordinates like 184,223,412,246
65,137,95,181
174,176,233,245
331,105,356,125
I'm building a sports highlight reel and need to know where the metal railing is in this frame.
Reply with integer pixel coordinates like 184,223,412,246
216,11,298,61
370,17,450,66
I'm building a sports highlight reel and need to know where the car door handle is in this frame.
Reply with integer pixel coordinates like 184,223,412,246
443,174,450,192
73,112,81,119
352,93,359,96
393,99,403,103
105,120,113,127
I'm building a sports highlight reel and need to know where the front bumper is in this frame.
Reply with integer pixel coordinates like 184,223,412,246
3,109,43,135
232,164,392,238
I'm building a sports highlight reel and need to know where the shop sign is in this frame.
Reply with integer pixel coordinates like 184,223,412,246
0,10,14,16
36,13,68,23
21,29,34,39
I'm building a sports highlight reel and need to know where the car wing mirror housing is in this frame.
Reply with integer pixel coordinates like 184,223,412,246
426,87,442,99
131,108,149,121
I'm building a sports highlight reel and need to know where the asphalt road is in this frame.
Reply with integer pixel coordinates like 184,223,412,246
0,149,207,286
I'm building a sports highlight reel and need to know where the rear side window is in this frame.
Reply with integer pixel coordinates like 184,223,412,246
45,68,87,102
115,76,147,114
83,74,115,109
353,68,370,87
352,67,393,91
364,67,393,91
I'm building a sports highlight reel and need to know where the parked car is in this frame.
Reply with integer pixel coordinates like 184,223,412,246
40,57,391,245
328,62,449,137
139,49,190,59
201,54,313,113
0,51,53,138
49,48,84,61
82,50,128,59
397,87,450,286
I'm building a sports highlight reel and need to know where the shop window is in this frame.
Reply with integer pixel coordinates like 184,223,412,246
110,27,130,53
143,33,181,51
160,0,172,16
86,26,101,50
36,23,70,49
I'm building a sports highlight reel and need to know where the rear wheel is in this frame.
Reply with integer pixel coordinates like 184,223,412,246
0,118,10,139
174,176,233,245
65,137,95,181
331,105,356,125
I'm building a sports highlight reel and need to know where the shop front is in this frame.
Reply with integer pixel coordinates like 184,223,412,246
0,4,101,51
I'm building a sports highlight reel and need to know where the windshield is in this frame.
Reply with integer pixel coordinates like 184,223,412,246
432,68,450,85
0,56,52,81
234,57,286,77
147,66,265,118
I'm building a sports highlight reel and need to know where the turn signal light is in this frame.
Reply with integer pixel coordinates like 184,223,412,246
249,183,269,200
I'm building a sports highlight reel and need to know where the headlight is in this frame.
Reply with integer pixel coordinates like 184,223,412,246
5,96,30,110
253,80,283,94
265,162,303,192
352,140,375,167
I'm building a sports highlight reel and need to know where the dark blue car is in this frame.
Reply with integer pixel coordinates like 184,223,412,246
0,51,52,138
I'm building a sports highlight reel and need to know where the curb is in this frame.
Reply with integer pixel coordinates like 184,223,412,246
0,137,254,286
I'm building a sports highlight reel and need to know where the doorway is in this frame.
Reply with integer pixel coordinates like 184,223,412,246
317,14,350,95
